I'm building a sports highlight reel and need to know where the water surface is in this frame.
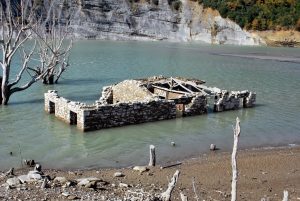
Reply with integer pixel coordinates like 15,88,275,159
1,41,300,170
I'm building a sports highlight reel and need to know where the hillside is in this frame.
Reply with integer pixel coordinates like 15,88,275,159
199,0,300,31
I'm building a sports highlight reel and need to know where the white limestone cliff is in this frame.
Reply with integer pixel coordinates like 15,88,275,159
67,0,264,45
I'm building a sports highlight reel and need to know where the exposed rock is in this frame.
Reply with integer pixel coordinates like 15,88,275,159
40,178,48,189
133,166,149,173
113,172,125,177
34,164,42,172
210,144,216,151
68,195,80,200
62,192,70,197
84,181,97,188
63,0,263,45
6,177,20,187
54,176,68,184
27,171,42,180
24,159,36,167
76,177,101,186
18,175,34,184
119,183,129,188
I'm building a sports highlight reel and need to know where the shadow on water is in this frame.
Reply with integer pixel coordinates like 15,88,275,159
10,98,44,105
253,103,266,108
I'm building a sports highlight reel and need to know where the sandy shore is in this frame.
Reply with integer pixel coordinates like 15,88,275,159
1,146,300,200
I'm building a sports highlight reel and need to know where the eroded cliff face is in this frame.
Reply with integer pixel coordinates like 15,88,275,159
68,0,264,45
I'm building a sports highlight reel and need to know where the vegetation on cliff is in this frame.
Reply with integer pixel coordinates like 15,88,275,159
197,0,300,31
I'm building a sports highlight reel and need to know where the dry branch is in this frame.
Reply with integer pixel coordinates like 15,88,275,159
160,170,180,201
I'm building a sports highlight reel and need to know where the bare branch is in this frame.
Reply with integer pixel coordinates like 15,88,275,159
8,41,36,87
231,117,241,201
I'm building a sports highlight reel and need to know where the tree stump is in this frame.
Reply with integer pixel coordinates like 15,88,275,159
149,145,156,167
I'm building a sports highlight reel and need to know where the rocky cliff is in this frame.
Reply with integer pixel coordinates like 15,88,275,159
67,0,264,45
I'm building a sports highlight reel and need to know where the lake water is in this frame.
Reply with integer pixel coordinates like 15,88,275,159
1,41,300,170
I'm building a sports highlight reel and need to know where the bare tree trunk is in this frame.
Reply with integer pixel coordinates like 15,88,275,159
48,75,54,85
54,67,65,84
1,68,11,105
0,76,2,104
149,145,156,167
231,117,241,201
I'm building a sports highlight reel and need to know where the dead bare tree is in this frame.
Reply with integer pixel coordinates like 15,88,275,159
32,0,73,85
0,0,72,105
0,0,46,105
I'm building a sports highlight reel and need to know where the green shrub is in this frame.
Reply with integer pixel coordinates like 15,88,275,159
198,0,300,31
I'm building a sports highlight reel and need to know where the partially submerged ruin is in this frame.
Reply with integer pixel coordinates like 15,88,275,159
45,76,256,132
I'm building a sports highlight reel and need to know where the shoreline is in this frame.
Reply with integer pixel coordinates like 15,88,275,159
4,143,299,171
1,146,299,200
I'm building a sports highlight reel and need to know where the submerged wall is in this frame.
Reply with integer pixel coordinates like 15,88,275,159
45,90,177,132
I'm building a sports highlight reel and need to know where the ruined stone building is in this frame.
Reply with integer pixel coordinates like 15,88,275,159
45,76,256,132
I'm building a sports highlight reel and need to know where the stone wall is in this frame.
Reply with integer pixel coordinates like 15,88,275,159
83,100,176,131
45,90,176,132
99,86,113,104
243,92,256,108
45,90,86,130
184,94,208,116
214,90,256,112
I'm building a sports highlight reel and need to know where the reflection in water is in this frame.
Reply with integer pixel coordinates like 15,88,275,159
0,41,300,169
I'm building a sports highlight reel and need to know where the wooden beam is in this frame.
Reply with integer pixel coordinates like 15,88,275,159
152,85,187,95
171,78,194,93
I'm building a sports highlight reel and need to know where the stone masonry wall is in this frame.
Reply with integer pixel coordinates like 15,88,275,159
45,90,86,130
184,94,208,116
83,100,176,131
214,90,256,112
45,90,176,132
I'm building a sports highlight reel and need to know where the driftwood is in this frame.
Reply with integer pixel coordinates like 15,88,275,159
149,145,156,167
160,162,182,169
231,117,241,201
282,190,289,201
160,170,180,201
192,177,200,201
180,192,188,201
5,168,14,176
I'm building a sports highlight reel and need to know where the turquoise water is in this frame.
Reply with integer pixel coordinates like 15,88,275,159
1,41,300,170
